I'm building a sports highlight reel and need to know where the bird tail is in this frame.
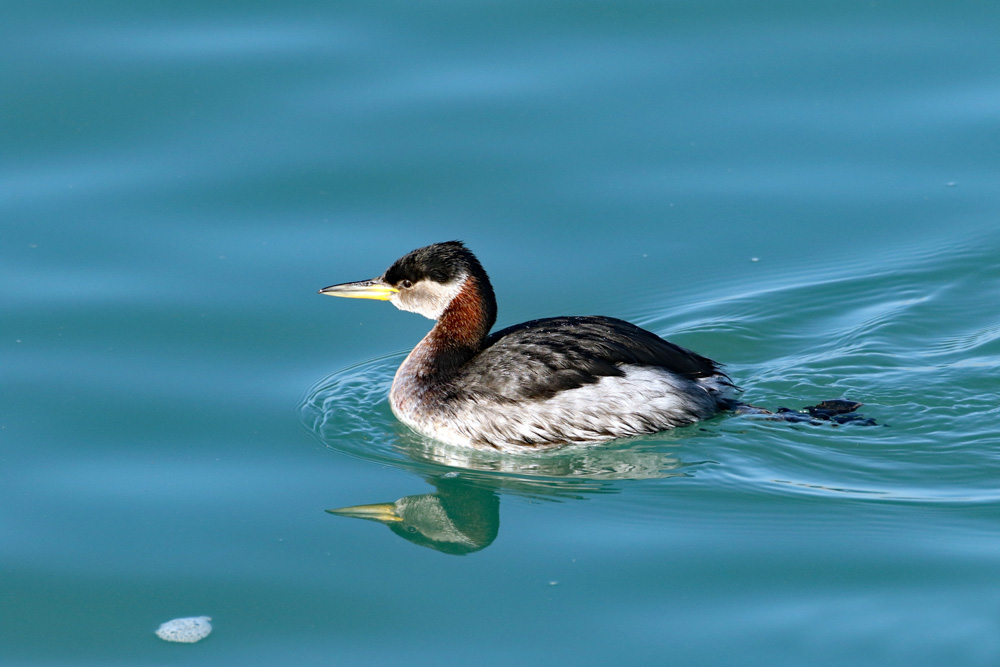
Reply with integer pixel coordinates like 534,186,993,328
727,398,878,426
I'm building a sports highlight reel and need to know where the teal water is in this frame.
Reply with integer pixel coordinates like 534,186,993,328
3,0,1000,664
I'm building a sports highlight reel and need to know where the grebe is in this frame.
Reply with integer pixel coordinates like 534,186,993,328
319,241,739,450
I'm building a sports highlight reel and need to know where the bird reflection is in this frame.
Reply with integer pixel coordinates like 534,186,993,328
326,438,701,555
328,475,500,555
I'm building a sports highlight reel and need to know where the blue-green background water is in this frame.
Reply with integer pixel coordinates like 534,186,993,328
3,1,1000,664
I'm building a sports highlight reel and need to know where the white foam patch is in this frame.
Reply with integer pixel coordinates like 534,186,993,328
155,616,213,643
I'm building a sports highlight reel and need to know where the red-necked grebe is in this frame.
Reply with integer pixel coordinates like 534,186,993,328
319,241,740,450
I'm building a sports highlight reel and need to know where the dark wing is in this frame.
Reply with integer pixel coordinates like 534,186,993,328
457,316,727,401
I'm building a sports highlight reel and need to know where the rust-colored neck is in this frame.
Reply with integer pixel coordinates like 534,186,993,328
400,275,495,381
435,276,493,348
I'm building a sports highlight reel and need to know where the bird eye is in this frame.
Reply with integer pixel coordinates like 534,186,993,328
400,280,413,289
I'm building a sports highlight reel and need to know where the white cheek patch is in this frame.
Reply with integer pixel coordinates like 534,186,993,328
391,277,467,320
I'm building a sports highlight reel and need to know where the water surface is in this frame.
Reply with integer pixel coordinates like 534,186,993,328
3,1,1000,665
